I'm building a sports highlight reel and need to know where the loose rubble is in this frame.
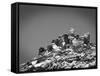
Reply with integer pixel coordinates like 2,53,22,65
20,28,96,72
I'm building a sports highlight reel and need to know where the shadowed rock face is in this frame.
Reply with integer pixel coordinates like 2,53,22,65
20,28,96,72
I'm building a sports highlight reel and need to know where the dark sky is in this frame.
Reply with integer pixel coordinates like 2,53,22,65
19,4,96,64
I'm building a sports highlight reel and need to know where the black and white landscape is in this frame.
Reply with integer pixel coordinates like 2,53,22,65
18,4,97,72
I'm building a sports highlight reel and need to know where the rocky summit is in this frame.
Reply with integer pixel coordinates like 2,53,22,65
20,28,96,72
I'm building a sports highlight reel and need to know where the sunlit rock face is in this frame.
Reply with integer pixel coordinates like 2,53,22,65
20,28,96,72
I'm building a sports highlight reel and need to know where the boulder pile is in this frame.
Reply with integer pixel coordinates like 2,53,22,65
20,28,96,72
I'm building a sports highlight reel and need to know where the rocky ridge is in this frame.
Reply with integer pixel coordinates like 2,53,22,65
20,28,96,72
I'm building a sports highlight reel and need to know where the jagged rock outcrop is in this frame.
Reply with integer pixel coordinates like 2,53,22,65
20,28,96,72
